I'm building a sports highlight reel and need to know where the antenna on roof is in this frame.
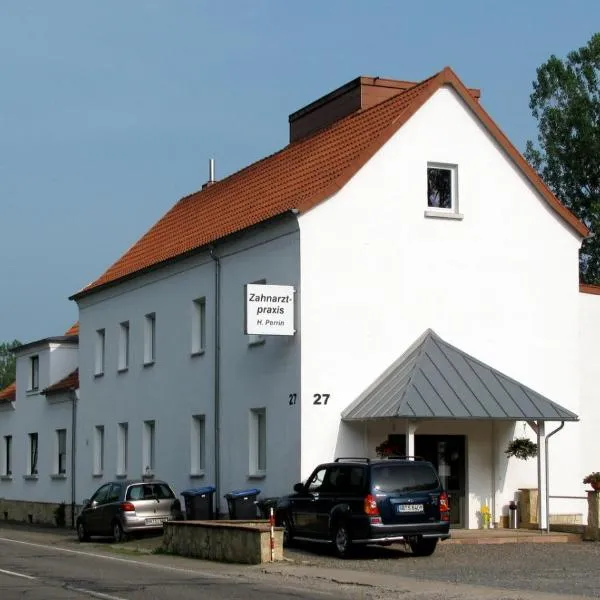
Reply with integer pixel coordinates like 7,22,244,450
203,158,216,189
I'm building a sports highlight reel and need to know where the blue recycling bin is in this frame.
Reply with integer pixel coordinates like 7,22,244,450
181,486,216,520
224,488,261,520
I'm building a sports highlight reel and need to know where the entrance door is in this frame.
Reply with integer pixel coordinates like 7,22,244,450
386,434,466,527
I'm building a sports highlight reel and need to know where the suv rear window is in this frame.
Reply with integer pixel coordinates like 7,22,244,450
371,464,440,493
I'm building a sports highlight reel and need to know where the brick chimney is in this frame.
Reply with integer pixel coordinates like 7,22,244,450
288,75,481,143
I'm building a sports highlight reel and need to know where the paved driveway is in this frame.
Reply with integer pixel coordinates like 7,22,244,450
285,540,599,597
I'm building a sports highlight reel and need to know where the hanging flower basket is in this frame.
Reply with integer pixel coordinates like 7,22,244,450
375,440,404,459
504,437,538,460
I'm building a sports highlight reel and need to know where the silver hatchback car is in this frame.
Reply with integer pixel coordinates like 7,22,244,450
77,479,181,542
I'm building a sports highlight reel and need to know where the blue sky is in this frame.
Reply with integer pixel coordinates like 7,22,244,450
0,1,597,343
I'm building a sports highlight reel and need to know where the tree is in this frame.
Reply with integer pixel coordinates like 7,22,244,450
525,33,600,283
0,340,21,390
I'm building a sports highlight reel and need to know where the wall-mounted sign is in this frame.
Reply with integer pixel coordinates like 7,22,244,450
245,283,296,336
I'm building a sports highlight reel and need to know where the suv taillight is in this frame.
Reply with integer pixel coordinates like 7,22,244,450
439,492,449,521
120,502,136,512
364,494,380,516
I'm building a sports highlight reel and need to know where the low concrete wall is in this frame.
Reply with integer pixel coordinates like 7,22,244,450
163,520,283,564
0,498,78,528
584,491,600,541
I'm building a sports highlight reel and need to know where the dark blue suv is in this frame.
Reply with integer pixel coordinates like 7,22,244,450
276,457,450,557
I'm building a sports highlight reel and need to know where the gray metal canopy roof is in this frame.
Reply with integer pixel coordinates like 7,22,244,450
342,329,578,422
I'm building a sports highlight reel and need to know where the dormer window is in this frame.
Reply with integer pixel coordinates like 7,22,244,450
29,356,39,391
425,163,463,220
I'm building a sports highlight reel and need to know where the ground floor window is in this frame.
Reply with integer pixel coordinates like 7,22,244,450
249,408,266,475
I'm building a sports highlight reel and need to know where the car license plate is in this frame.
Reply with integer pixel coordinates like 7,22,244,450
396,503,424,513
145,517,167,525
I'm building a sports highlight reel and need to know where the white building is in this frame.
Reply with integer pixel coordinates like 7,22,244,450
3,67,600,529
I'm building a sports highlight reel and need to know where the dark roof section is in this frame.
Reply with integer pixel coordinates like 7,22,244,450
342,329,578,422
71,66,588,301
42,369,79,396
12,336,78,354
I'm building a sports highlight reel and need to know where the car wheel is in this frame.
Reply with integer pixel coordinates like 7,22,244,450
409,538,438,557
112,521,127,543
76,521,89,542
332,522,353,558
282,517,294,548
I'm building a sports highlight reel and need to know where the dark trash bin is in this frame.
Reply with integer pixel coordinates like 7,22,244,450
256,497,280,519
181,486,216,520
224,488,261,520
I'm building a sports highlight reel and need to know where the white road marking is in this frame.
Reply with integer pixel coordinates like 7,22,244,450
0,536,225,579
66,586,128,600
0,567,36,580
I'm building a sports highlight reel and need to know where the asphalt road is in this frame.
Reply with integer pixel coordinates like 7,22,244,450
0,535,345,600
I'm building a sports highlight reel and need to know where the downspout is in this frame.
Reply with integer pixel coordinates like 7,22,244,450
209,246,221,517
544,421,565,534
491,420,496,527
69,389,78,529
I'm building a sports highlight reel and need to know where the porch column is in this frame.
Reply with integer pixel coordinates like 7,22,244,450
529,420,548,530
405,421,417,459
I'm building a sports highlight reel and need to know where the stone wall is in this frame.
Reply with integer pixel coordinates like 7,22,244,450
163,520,284,564
584,491,600,541
0,498,78,528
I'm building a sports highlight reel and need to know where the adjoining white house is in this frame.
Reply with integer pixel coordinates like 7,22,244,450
3,67,600,530
0,323,79,526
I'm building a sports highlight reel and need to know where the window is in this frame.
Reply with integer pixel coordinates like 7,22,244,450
108,482,123,503
29,433,38,475
91,483,111,505
3,435,12,476
425,163,461,219
191,298,206,355
191,415,206,475
118,321,130,371
143,420,155,475
94,425,104,475
248,279,266,346
144,313,156,364
95,329,105,375
56,429,67,475
29,355,39,391
249,408,266,475
117,422,128,476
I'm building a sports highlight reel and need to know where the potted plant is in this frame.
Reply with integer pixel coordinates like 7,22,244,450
375,439,404,458
583,472,600,491
504,438,538,460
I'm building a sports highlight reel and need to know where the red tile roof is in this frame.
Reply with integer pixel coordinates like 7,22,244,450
0,382,16,402
42,369,79,396
64,322,79,336
72,67,588,299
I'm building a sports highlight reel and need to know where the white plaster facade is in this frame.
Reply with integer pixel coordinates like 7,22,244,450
0,339,78,509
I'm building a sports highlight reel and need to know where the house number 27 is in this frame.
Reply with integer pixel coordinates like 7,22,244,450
313,393,330,405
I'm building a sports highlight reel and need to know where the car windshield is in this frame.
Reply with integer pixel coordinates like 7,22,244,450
371,464,440,493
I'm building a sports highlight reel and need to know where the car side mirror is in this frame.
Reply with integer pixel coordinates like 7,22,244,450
293,483,305,493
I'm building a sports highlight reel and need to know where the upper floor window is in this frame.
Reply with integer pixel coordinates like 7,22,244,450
29,355,39,391
425,163,462,220
144,313,156,365
118,321,130,371
95,329,105,376
191,298,206,355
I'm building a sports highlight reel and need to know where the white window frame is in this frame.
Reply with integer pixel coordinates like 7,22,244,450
95,329,105,376
248,279,266,346
424,162,463,220
117,422,128,477
28,432,39,476
249,408,266,477
2,435,12,477
28,355,39,391
144,313,156,365
143,420,156,476
190,415,206,477
118,321,130,372
93,425,104,476
191,298,206,355
55,428,67,475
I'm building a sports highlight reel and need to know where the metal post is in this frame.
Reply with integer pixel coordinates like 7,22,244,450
545,421,565,533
